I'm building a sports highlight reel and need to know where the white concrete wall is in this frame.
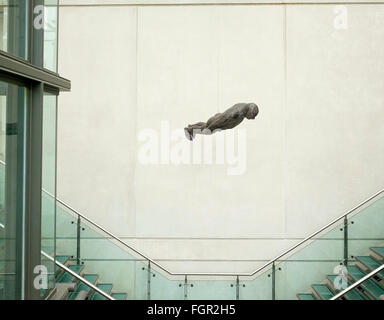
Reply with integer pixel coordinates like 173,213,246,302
57,1,384,273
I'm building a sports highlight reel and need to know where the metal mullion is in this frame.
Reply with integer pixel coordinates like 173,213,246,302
24,82,44,300
23,0,44,300
53,93,58,282
27,0,34,64
31,0,44,68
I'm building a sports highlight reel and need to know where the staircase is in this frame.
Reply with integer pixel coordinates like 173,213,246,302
44,187,384,300
297,246,384,300
1,171,384,300
49,255,127,300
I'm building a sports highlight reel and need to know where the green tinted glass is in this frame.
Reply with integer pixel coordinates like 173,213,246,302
0,1,28,59
0,81,26,300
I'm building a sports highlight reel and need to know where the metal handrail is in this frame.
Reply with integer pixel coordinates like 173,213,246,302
330,263,384,300
1,160,383,278
41,251,115,300
47,186,384,277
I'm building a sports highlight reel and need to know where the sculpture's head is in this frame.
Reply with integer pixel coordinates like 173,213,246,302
245,103,259,119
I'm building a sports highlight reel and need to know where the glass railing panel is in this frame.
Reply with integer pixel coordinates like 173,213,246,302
79,217,148,299
41,192,56,298
239,268,272,300
150,268,184,300
55,198,189,300
52,182,384,301
133,260,150,300
55,202,78,260
41,193,55,255
275,221,344,299
348,196,384,260
188,277,237,300
273,193,384,299
275,260,341,300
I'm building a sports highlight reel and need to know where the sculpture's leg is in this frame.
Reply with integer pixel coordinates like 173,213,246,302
184,122,207,141
187,122,206,128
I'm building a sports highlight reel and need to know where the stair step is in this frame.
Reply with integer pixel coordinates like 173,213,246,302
297,293,316,300
370,247,384,260
90,283,113,300
56,255,71,266
68,274,98,300
327,275,365,300
356,256,384,278
111,293,127,300
347,265,384,300
55,256,71,277
312,284,334,300
56,265,84,283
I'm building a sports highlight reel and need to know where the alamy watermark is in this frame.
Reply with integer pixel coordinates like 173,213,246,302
138,121,247,176
33,5,56,31
33,265,48,290
333,5,348,30
333,265,349,291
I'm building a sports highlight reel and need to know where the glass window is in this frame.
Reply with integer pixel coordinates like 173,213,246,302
41,92,57,298
0,80,26,300
0,0,28,60
44,0,58,72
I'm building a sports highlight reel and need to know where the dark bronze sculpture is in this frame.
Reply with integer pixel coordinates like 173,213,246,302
184,103,259,141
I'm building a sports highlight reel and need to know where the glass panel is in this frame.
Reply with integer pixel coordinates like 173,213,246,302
40,92,57,298
266,194,384,300
0,80,26,300
54,203,190,300
79,219,149,300
349,196,384,260
51,202,153,300
239,269,272,300
276,260,342,300
275,224,344,300
55,202,78,260
0,0,28,59
188,277,236,300
44,0,58,71
150,268,184,300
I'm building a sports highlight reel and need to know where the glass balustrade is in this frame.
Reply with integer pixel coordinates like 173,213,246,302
149,268,184,300
239,269,272,300
49,189,384,300
79,217,148,299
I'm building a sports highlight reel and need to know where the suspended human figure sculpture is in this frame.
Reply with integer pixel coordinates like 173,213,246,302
184,103,259,141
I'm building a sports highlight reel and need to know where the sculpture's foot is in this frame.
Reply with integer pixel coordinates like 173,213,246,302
184,128,193,141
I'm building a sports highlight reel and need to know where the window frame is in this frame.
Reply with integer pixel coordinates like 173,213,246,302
0,0,70,300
